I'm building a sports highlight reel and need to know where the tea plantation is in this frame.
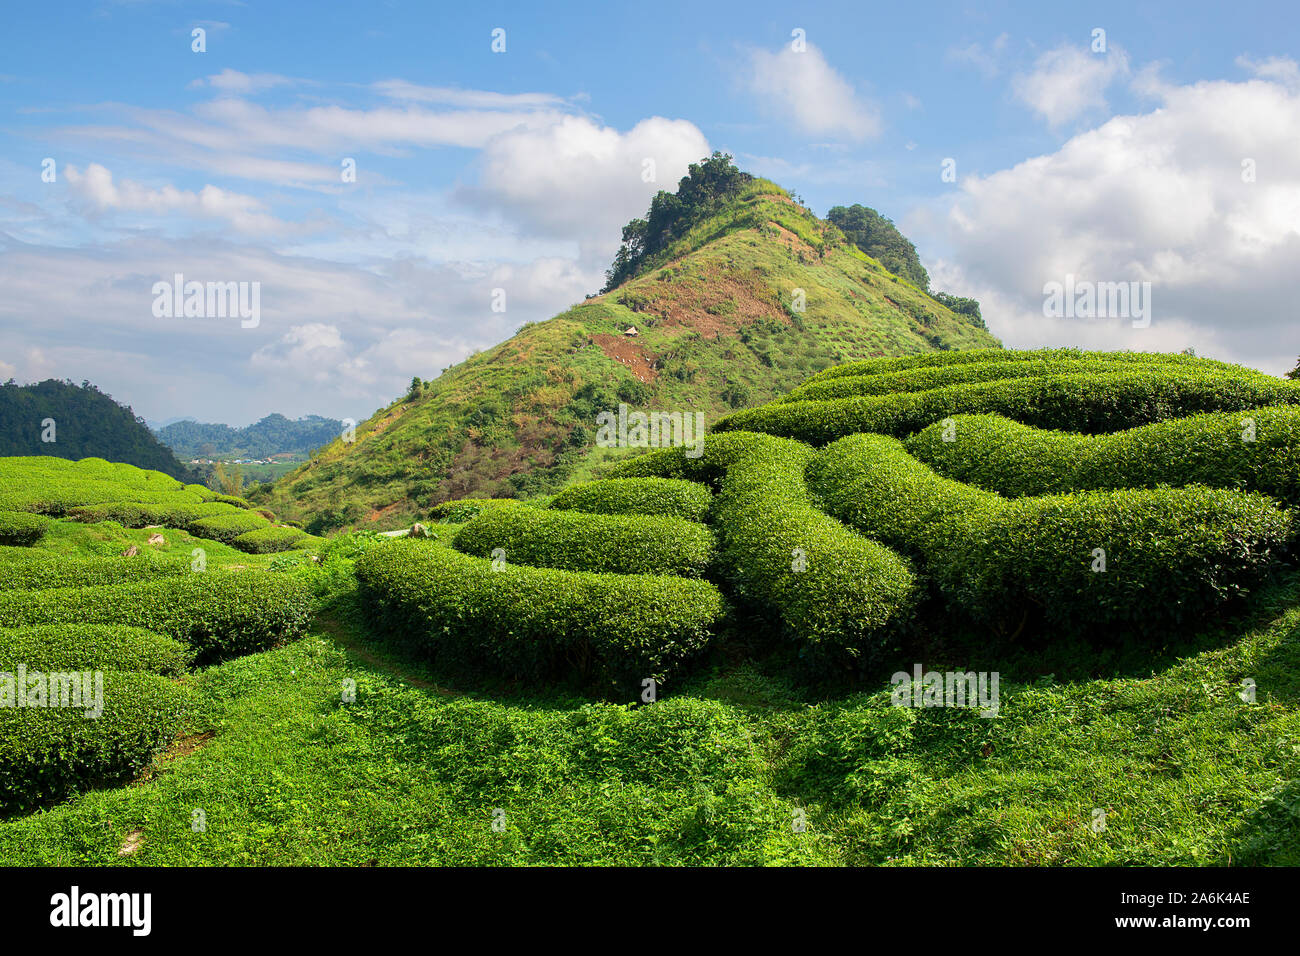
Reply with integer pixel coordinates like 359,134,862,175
2,347,1299,865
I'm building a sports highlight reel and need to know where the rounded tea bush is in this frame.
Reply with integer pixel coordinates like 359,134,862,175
0,511,49,546
0,554,190,591
718,367,1300,444
0,671,193,813
906,407,1300,504
231,526,316,554
187,511,272,544
453,505,715,577
0,624,191,675
809,433,1295,631
0,571,314,663
549,477,713,522
355,540,726,689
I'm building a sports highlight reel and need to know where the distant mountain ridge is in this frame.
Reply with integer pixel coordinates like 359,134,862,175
255,156,1000,532
155,413,345,460
0,379,192,480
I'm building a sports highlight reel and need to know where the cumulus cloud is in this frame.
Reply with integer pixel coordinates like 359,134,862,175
63,163,286,234
746,43,880,141
1013,44,1130,127
460,115,710,258
920,70,1300,373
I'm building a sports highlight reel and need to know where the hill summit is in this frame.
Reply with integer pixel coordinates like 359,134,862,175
253,155,999,531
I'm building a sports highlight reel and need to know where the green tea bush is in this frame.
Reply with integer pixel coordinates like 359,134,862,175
803,347,1246,383
906,407,1300,503
427,498,520,523
355,540,726,689
809,433,1294,631
0,572,313,663
68,499,240,528
549,477,713,522
0,671,192,813
718,369,1300,444
210,494,252,509
187,511,272,544
781,357,1193,403
0,457,193,516
453,506,715,577
0,554,190,591
0,511,49,546
608,431,918,653
0,625,190,675
231,526,316,554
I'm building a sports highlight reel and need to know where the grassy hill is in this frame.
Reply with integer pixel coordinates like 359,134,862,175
252,174,997,532
156,413,344,461
0,379,192,480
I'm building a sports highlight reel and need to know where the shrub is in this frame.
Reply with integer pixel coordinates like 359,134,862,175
427,498,520,523
549,477,713,522
0,571,313,663
906,407,1300,503
0,624,190,675
0,554,190,591
717,369,1300,444
0,671,192,813
781,357,1198,403
68,499,241,528
231,526,316,554
187,510,272,544
453,506,715,577
355,540,726,689
608,431,919,654
0,511,49,546
210,494,251,509
808,433,1294,632
803,347,1247,384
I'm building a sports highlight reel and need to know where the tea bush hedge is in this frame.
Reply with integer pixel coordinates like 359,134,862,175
808,433,1294,630
606,431,918,653
186,511,272,544
427,498,521,523
0,625,190,675
906,407,1300,503
803,347,1245,383
230,526,316,553
717,369,1300,444
67,499,241,528
0,511,49,546
355,540,726,688
0,671,192,813
453,506,715,577
781,357,1193,403
0,571,313,663
549,477,713,522
0,554,190,591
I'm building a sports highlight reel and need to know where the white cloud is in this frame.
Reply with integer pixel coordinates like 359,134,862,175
460,115,710,259
372,80,569,110
1013,44,1130,127
63,163,286,234
746,43,880,141
189,69,302,93
948,33,1010,78
1236,54,1300,88
920,71,1300,374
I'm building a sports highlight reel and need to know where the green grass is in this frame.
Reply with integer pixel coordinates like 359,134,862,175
1,572,1296,864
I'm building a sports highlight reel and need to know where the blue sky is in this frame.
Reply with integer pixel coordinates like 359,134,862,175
2,0,1297,424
